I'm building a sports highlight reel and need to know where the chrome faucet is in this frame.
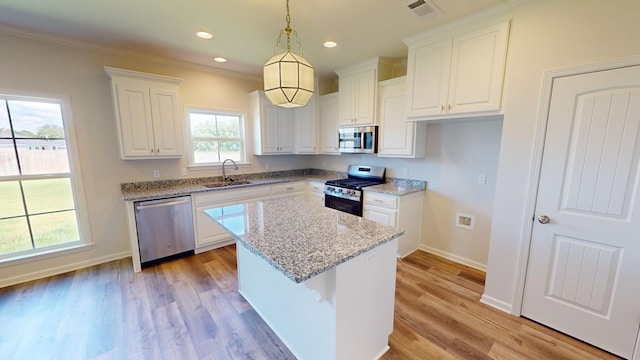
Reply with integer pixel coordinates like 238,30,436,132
222,158,238,184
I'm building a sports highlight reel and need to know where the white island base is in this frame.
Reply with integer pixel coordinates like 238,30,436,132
237,238,398,360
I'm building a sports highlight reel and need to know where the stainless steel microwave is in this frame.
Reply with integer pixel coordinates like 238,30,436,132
338,126,378,154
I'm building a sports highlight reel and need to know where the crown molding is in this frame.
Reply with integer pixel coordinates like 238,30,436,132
0,23,263,83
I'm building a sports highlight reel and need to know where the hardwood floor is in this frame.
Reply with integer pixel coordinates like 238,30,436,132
0,245,620,359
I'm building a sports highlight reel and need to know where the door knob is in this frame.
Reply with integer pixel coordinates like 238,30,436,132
538,215,550,224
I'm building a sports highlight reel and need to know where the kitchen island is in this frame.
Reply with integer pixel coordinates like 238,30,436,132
205,197,403,360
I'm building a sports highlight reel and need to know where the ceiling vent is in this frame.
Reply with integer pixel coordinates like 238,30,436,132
406,0,441,18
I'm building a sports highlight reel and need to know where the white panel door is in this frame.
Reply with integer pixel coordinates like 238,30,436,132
522,65,640,359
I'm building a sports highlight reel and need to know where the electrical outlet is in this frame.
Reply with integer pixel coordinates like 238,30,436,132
455,212,474,230
181,168,187,176
478,174,487,184
153,170,160,178
322,161,327,168
265,162,270,170
402,168,409,176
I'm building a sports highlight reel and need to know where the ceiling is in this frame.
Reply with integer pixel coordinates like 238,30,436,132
0,0,512,79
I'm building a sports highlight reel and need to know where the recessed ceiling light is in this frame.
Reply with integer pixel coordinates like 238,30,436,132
196,31,213,39
323,41,337,48
214,57,227,63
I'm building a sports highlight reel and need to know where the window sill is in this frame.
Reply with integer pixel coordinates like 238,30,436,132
187,162,252,171
0,242,94,268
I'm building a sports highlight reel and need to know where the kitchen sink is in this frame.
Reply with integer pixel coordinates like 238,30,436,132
203,180,251,188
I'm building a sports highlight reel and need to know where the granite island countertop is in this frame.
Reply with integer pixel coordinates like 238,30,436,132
205,197,404,283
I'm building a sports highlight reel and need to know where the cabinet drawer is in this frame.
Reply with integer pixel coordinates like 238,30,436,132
195,185,271,206
272,181,306,195
308,180,325,194
364,192,398,209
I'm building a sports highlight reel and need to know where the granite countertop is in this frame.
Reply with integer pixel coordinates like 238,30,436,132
121,169,343,201
120,169,427,201
366,178,427,196
205,197,404,283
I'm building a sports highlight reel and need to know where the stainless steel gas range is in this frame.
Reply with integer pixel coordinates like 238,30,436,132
324,165,386,216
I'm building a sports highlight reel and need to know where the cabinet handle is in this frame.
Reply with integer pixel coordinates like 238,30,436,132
156,148,160,153
150,149,154,153
374,199,384,203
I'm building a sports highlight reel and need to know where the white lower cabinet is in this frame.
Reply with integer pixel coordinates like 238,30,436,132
307,180,325,206
193,181,308,252
271,181,306,200
193,185,271,253
364,190,424,257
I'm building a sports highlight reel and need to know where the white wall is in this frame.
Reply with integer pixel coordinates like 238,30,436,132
0,30,312,285
482,0,640,312
311,118,503,269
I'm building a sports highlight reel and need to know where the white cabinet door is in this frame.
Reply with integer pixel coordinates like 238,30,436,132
149,89,181,156
405,21,509,120
339,68,378,126
353,68,377,125
338,73,357,125
277,110,294,153
262,105,280,153
336,58,392,127
448,22,510,114
405,39,453,118
195,205,232,249
293,94,318,154
307,180,325,205
106,67,183,160
115,84,156,158
319,93,340,154
194,185,272,252
364,190,424,257
252,91,294,155
377,77,427,158
364,206,397,227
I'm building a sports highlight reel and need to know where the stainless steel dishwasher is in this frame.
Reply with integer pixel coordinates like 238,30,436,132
134,196,195,264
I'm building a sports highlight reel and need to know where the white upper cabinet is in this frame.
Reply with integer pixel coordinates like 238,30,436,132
251,90,294,155
318,93,340,155
293,88,318,154
336,57,392,126
404,21,510,120
377,77,427,158
105,67,183,159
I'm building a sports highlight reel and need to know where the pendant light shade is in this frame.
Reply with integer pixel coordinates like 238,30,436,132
263,0,314,108
264,51,314,108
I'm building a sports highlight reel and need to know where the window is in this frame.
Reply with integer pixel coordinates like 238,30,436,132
0,94,88,259
187,109,246,165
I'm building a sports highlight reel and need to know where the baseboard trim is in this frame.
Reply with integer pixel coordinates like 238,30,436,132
479,294,514,314
0,251,132,288
418,245,487,272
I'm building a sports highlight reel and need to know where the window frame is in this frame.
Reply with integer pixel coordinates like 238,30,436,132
184,106,248,168
0,89,92,264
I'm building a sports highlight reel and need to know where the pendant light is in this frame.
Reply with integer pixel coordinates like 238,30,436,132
263,0,314,108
